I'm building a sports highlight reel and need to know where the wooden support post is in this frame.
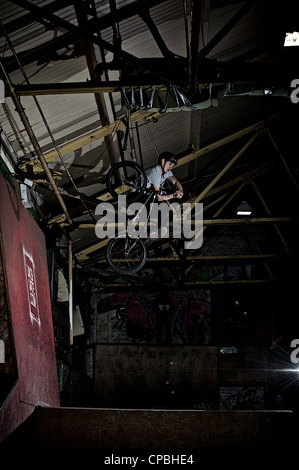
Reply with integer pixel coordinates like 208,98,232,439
68,239,73,346
266,131,299,192
251,180,290,252
187,132,259,211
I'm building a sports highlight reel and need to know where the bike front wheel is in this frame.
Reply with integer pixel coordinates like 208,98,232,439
106,160,148,203
106,237,147,274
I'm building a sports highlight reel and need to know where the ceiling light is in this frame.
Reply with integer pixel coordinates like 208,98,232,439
237,201,252,216
284,32,299,47
264,87,272,95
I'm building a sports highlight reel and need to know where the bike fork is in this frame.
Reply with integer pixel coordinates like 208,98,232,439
124,237,138,256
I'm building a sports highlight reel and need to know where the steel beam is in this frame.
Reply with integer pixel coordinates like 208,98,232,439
251,180,290,252
3,0,175,74
266,130,299,192
138,4,176,60
13,82,167,96
187,132,259,211
189,0,203,92
74,0,117,167
197,0,258,64
9,0,183,86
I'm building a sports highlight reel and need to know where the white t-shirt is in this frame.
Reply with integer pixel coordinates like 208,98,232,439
145,165,173,188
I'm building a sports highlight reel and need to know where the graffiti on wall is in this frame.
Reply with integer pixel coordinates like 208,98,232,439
23,247,41,327
97,290,211,345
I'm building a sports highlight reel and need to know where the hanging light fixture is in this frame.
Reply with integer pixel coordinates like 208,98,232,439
284,32,299,47
237,200,252,216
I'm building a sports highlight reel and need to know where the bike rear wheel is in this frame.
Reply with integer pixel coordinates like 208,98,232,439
106,237,147,274
106,160,147,203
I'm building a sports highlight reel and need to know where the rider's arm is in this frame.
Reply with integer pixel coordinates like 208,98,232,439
168,176,183,198
153,184,175,201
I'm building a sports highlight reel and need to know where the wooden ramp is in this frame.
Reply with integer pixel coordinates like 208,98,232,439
1,406,295,452
0,174,60,443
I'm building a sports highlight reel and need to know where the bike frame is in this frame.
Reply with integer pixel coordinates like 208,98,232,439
106,160,177,274
125,187,158,254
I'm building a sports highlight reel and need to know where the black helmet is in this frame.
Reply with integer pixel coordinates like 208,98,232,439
158,151,178,165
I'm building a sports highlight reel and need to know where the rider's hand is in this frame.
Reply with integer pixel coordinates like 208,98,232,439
173,190,183,199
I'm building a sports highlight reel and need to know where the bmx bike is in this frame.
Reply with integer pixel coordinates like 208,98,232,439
105,160,169,275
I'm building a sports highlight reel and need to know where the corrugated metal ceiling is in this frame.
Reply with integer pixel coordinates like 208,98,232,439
0,0,298,274
0,0,194,163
